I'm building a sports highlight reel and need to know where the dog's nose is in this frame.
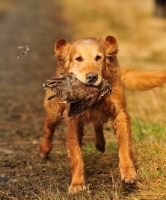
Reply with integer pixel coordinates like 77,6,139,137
86,72,98,85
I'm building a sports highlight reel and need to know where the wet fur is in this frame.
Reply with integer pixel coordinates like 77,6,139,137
40,36,166,193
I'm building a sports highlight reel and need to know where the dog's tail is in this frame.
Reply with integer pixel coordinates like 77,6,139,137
120,67,166,90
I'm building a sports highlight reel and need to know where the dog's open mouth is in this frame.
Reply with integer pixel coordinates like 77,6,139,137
43,73,112,117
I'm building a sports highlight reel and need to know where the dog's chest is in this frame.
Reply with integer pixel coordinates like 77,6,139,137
80,97,116,124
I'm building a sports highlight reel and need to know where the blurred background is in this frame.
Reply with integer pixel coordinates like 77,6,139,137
0,0,166,199
0,0,166,129
58,0,166,123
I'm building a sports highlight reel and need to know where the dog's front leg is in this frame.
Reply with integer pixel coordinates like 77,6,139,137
40,113,59,158
112,111,137,183
65,117,86,193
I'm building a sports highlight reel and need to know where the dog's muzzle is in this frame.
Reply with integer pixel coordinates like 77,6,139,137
86,72,98,85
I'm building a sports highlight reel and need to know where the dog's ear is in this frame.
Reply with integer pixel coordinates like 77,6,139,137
104,36,118,54
55,39,67,51
106,36,117,45
102,36,119,78
54,39,70,60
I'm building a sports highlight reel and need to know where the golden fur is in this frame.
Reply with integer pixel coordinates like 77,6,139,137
40,36,166,193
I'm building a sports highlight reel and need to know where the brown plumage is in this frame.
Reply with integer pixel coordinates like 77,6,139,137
44,73,112,117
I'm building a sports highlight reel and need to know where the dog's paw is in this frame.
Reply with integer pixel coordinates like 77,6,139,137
40,141,52,158
68,184,87,194
95,143,105,153
95,137,105,153
121,166,137,184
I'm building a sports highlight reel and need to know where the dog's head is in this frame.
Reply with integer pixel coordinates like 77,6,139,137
54,36,118,86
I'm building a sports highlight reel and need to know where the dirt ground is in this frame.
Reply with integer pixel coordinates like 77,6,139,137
0,0,74,199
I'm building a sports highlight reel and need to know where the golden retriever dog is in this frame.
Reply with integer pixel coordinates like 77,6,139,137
40,36,166,193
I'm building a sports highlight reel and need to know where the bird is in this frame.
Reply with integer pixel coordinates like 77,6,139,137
43,73,112,117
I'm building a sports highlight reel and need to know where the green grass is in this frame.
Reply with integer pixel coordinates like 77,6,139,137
130,119,166,199
132,118,166,142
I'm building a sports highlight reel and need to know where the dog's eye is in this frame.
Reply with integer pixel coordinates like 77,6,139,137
95,55,102,61
75,56,83,62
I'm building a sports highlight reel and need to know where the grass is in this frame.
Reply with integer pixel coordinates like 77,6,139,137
132,120,166,199
39,0,166,199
